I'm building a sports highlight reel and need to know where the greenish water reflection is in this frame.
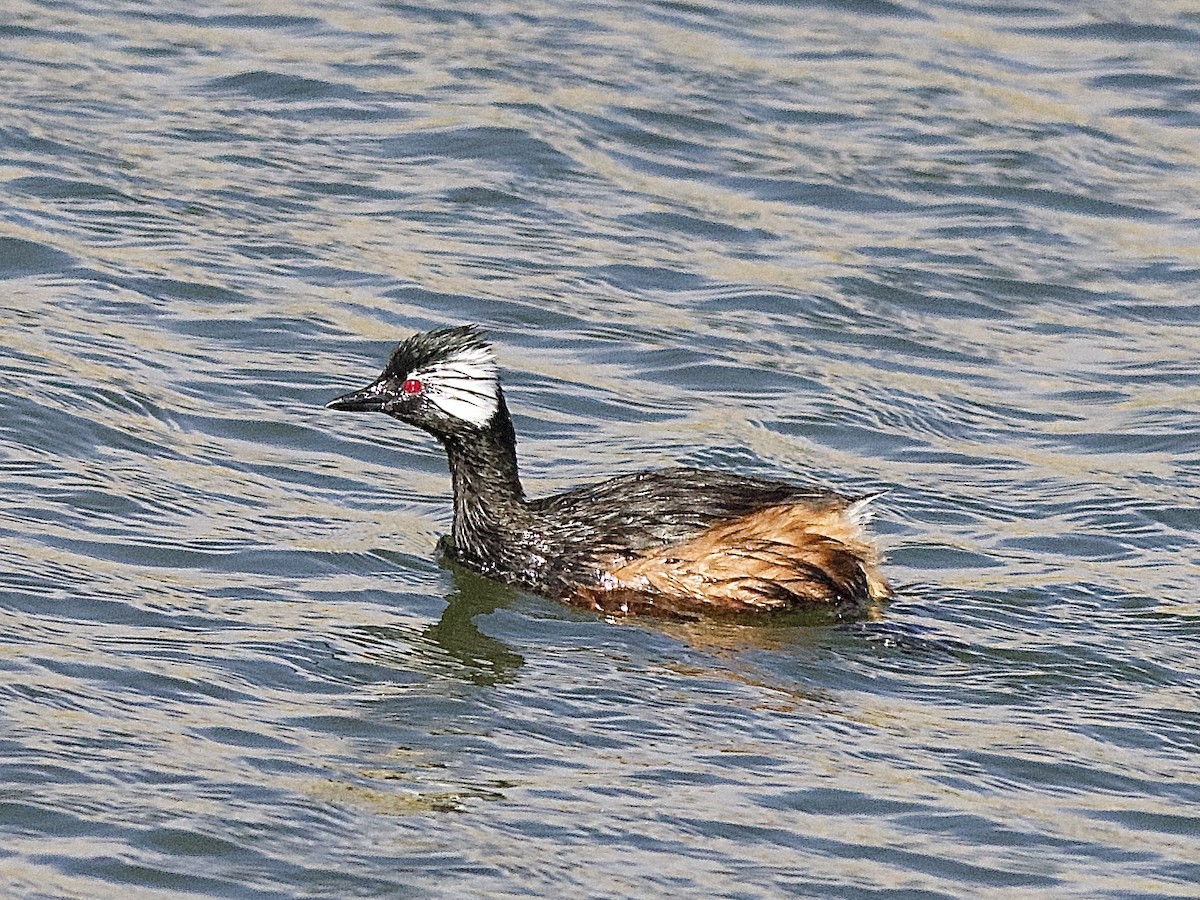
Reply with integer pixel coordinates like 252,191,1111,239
427,555,525,686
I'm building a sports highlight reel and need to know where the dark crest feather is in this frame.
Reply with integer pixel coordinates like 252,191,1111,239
384,325,493,378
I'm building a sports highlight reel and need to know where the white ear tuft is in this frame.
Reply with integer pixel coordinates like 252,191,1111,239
415,345,499,427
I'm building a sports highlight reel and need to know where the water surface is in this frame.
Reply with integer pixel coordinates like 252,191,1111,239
2,0,1199,897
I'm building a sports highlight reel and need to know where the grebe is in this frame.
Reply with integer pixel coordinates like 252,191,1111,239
327,325,889,619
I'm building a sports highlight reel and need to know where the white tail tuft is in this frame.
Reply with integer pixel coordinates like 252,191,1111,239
844,492,886,527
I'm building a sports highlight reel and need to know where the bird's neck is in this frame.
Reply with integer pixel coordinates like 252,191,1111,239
440,393,526,555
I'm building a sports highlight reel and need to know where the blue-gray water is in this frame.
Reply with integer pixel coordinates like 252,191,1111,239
3,0,1199,897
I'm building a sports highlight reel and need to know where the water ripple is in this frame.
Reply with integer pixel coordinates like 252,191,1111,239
2,0,1199,897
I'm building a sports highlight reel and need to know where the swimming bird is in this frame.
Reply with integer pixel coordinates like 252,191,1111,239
327,326,889,619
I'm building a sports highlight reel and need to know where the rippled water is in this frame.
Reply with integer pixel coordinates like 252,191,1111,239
3,0,1199,896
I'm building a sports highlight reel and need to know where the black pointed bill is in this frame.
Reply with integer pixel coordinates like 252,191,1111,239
326,380,388,412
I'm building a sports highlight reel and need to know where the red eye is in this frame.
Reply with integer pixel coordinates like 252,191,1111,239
402,378,423,395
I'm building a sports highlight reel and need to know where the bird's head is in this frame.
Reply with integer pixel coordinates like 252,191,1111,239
327,325,501,437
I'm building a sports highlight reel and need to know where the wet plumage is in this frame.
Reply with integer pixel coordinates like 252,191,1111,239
327,325,889,619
